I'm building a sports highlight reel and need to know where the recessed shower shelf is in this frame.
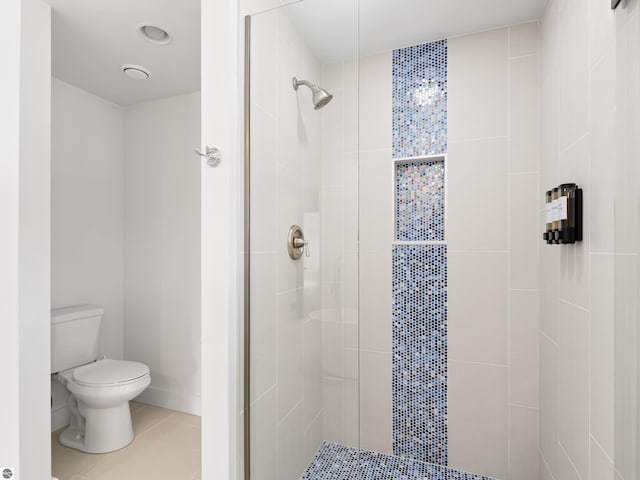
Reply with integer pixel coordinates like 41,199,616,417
394,153,447,244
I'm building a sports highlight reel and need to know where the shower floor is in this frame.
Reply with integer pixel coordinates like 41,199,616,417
300,442,495,480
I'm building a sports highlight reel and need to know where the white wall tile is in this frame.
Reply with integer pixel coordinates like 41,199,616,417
322,377,343,444
322,321,343,378
251,253,277,403
277,403,305,480
557,445,582,480
540,246,559,342
277,290,304,422
509,406,539,480
449,252,508,365
447,138,509,251
556,0,589,151
590,437,615,480
303,315,323,431
558,136,590,310
344,60,359,154
509,55,540,174
250,9,277,116
510,290,540,409
449,361,509,480
359,250,392,353
509,173,540,290
589,53,616,254
250,106,278,252
510,22,539,58
360,350,392,454
322,62,343,91
449,28,508,141
251,388,277,480
303,411,323,467
539,333,558,475
557,300,589,480
359,148,394,251
359,52,392,151
589,254,615,457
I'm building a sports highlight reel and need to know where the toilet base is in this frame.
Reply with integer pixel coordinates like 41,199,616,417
59,401,134,454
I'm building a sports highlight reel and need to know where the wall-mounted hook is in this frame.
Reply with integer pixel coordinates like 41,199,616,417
194,146,222,168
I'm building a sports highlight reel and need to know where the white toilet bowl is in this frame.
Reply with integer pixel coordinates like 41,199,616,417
56,358,151,454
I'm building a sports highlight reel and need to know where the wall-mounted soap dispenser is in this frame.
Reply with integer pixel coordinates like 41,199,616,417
543,183,583,245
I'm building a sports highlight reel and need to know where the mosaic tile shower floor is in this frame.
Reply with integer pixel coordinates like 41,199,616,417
300,442,495,480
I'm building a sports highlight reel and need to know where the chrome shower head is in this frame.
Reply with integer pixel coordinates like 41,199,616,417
292,77,333,110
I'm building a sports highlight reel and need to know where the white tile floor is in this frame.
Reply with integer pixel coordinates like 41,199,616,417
52,402,201,480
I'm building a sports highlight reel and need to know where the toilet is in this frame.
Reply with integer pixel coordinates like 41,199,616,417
51,305,151,454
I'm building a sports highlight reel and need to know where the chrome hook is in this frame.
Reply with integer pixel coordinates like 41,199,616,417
194,146,222,168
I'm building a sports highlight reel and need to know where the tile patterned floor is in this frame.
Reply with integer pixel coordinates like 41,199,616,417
52,402,201,480
300,442,496,480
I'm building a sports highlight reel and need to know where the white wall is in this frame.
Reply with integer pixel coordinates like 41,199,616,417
448,23,540,480
19,0,52,478
615,3,640,480
124,92,202,415
318,56,360,450
51,78,126,430
539,0,618,479
351,23,541,480
0,0,51,477
51,79,126,360
355,51,394,455
248,8,325,480
0,0,23,470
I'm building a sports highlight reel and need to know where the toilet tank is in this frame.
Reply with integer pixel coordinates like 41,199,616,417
51,305,103,373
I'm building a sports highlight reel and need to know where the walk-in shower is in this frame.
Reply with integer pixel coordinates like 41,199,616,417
245,1,636,480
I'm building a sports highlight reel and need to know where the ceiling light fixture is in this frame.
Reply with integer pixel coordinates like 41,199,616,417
122,64,151,80
140,25,172,45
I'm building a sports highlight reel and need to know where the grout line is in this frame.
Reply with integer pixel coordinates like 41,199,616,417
558,443,585,480
540,330,558,348
589,433,614,465
558,298,590,314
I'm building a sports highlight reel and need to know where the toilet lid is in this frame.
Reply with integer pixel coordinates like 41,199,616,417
73,359,149,386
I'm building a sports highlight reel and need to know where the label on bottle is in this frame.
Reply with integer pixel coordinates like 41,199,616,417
551,199,559,222
557,196,568,221
545,203,553,224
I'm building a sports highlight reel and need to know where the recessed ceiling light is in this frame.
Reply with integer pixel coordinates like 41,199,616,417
122,64,151,80
140,25,172,45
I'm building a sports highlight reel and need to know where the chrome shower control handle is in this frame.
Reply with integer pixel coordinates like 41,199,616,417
288,225,309,260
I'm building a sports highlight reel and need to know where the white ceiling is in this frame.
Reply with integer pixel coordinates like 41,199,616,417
44,0,547,106
285,0,549,64
45,0,200,106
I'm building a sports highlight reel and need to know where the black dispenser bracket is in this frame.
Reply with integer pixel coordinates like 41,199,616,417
543,184,583,245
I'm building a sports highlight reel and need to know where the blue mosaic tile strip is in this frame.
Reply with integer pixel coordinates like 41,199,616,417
300,442,494,480
392,41,448,158
395,159,445,242
392,244,448,464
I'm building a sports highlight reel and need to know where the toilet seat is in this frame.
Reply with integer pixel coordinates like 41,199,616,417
73,359,150,387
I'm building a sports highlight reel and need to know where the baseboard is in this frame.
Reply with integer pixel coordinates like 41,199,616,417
51,404,69,432
134,385,201,416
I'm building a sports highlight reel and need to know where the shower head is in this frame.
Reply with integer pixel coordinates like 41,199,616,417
292,77,333,110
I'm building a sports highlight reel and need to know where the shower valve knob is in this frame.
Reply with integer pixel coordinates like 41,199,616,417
194,146,221,168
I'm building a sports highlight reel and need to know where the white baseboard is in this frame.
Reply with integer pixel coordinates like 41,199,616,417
134,386,201,416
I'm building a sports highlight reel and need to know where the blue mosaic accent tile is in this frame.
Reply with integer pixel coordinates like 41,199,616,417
392,245,448,465
300,442,494,480
395,159,445,242
393,41,448,158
